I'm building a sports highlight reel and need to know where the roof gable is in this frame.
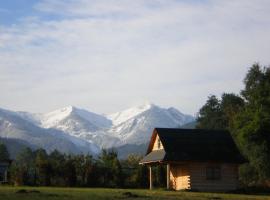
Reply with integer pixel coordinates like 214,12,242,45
142,128,246,164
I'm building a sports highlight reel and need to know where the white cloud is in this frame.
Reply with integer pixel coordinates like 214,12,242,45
1,0,270,115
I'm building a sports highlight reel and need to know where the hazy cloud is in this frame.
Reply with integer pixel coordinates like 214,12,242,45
1,0,270,115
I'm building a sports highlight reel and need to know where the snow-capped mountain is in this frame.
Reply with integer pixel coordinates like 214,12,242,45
25,106,119,148
0,108,99,154
107,103,194,145
40,106,112,130
0,103,195,156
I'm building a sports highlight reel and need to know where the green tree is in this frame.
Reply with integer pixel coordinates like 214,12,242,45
196,63,270,187
35,149,52,186
196,95,224,129
98,149,123,187
233,64,270,186
83,154,97,186
196,94,244,130
63,155,77,186
49,150,66,186
220,93,245,129
0,143,9,160
121,154,148,188
10,147,36,186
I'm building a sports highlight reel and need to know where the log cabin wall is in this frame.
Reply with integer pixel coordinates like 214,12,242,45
189,162,239,192
169,164,191,190
169,162,239,191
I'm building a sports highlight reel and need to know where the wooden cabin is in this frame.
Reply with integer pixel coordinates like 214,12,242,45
139,128,246,192
0,159,11,184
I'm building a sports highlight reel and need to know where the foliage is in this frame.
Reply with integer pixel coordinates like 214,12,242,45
197,63,270,187
0,143,10,160
97,149,123,187
233,64,270,186
121,154,148,188
196,93,244,130
9,147,149,188
10,147,36,186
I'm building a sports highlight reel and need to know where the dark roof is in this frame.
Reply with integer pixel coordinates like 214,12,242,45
140,128,246,164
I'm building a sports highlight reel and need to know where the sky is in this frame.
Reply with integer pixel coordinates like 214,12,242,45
1,0,270,116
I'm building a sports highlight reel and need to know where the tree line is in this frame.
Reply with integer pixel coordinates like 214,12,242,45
196,63,270,187
0,143,167,188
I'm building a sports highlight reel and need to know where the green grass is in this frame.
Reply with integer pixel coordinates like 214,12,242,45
0,186,269,200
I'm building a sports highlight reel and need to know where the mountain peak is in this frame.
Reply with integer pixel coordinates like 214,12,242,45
50,105,84,115
136,102,156,110
61,105,77,112
40,105,79,127
108,103,160,126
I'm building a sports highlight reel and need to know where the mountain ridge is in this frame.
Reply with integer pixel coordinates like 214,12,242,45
0,103,195,157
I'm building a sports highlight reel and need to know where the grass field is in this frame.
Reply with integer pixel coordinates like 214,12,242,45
0,187,269,200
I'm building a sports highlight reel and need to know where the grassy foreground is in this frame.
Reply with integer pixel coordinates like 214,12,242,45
0,187,269,200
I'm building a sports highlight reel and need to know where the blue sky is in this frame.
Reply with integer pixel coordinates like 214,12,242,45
1,0,270,115
0,0,36,25
0,0,66,25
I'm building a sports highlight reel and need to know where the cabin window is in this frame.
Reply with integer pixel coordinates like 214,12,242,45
157,138,161,149
206,166,221,180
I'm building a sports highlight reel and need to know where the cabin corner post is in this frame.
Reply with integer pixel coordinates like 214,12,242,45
149,166,153,190
167,163,170,190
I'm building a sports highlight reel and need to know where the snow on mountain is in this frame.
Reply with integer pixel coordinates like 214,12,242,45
0,108,99,154
40,106,112,129
0,104,195,156
107,103,153,126
33,106,117,148
108,103,194,146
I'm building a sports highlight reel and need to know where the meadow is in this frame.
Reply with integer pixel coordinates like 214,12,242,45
0,187,269,200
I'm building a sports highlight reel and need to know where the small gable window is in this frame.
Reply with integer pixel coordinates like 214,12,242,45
157,138,161,149
206,166,221,180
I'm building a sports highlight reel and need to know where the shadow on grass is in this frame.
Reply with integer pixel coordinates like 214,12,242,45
15,189,71,198
228,186,270,195
115,191,151,199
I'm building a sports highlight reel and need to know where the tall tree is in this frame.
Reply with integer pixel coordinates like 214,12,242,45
63,155,77,187
220,93,245,129
10,147,35,185
196,95,224,129
233,64,270,186
98,149,123,187
49,150,66,186
196,94,244,130
35,149,52,186
0,143,9,160
121,154,148,188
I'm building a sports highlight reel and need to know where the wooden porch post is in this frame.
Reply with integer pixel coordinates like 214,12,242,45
149,166,153,190
167,163,170,190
